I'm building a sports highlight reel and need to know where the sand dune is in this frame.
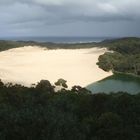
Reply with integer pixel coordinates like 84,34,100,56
0,46,112,87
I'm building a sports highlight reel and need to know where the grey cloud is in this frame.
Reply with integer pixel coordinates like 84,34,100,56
1,0,140,24
0,0,140,37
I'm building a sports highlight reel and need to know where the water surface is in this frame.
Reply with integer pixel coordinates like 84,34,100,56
87,74,140,94
0,36,112,43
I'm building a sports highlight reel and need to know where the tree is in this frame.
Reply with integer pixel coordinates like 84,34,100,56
97,112,123,140
36,80,54,94
0,79,4,88
55,79,68,89
71,86,91,94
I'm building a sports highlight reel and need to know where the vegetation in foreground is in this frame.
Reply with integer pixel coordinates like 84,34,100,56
0,79,139,140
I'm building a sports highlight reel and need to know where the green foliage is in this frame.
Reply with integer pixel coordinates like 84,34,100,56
71,86,91,94
97,37,140,75
55,79,68,88
0,80,139,140
0,40,97,52
36,80,54,94
101,37,140,54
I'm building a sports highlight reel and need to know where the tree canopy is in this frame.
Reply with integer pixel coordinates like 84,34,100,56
0,79,139,140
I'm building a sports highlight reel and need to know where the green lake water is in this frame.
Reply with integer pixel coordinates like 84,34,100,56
86,74,140,94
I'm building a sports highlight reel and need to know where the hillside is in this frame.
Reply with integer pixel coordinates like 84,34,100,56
97,37,140,76
0,40,97,51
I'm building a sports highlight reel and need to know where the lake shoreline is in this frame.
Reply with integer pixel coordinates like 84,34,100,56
87,73,140,94
113,71,140,78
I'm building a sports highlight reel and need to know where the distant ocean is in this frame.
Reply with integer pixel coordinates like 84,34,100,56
0,36,114,43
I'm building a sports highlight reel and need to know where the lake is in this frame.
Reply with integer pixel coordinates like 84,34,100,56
86,73,140,94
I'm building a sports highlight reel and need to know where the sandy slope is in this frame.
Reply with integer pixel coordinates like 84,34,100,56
0,46,112,87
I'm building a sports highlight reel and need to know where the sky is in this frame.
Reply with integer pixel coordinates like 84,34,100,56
0,0,140,37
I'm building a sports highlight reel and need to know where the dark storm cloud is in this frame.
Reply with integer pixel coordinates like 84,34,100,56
0,0,140,36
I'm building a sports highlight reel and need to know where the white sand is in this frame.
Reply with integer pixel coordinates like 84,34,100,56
0,46,112,87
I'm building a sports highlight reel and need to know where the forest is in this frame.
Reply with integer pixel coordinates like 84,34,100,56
97,37,140,75
0,79,139,140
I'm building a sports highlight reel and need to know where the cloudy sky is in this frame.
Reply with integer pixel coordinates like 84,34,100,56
0,0,140,37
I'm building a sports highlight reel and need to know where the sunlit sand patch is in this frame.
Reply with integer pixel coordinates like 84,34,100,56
0,46,112,87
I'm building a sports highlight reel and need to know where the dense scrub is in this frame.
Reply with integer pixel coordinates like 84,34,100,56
97,37,140,75
0,40,97,51
100,37,140,54
0,80,139,140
